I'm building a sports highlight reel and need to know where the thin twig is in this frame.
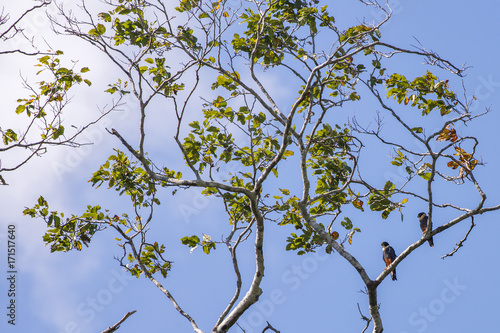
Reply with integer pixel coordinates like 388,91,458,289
101,310,137,333
262,321,280,333
357,303,372,333
441,217,476,259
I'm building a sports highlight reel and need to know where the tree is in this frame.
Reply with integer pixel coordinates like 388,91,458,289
0,1,115,185
20,0,499,332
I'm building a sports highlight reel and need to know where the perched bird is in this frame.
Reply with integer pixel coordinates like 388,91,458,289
418,212,434,247
381,241,397,281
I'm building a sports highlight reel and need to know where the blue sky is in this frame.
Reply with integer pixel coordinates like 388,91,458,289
1,1,499,332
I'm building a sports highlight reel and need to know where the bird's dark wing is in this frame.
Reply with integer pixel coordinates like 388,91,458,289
388,246,397,261
419,215,428,233
419,214,434,246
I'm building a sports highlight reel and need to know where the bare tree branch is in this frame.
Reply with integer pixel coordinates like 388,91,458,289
0,1,53,56
358,303,372,333
101,310,137,333
262,321,280,333
441,217,476,259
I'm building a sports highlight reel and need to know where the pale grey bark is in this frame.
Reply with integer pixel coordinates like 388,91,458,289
40,1,500,333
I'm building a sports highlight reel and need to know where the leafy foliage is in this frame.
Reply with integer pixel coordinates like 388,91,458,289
19,1,495,332
1,50,94,185
2,51,91,149
386,71,457,115
24,0,482,260
90,149,161,207
181,234,216,254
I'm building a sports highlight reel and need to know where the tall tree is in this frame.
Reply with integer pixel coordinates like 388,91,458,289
22,0,499,332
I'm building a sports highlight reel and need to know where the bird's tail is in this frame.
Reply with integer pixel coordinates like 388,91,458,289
391,268,397,281
422,230,434,247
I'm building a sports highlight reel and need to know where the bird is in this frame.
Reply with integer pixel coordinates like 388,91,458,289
418,212,434,247
381,241,397,281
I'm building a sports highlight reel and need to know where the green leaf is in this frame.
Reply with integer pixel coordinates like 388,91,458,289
2,129,18,145
419,172,432,181
98,12,112,22
181,235,200,247
341,217,353,230
279,188,290,196
39,55,50,65
272,168,278,177
96,23,106,35
52,126,65,139
383,180,395,192
202,243,215,254
15,105,26,114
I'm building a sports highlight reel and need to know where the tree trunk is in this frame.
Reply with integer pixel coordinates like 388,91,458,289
367,281,383,333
